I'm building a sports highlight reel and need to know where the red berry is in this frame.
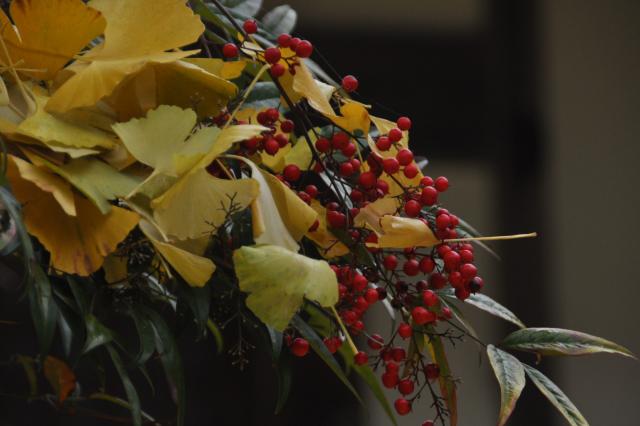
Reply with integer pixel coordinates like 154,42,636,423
305,185,318,198
376,136,391,151
222,43,238,58
288,37,301,50
354,351,369,365
326,201,339,211
421,176,434,186
391,347,406,362
280,119,294,133
367,334,384,350
385,361,399,374
396,149,414,166
422,290,438,307
264,47,281,64
298,191,311,204
277,33,292,47
243,19,258,34
398,379,415,395
455,286,471,301
324,337,339,354
327,210,346,228
264,138,279,155
332,132,349,149
443,250,461,271
435,176,449,192
283,164,301,182
404,199,421,217
291,337,309,357
430,272,447,289
397,116,412,131
425,363,440,380
436,214,451,230
394,398,411,415
376,179,389,194
388,128,403,143
350,158,361,171
350,189,364,203
398,323,412,339
341,142,357,157
383,255,398,270
342,75,359,92
422,421,435,426
275,134,289,147
358,171,377,189
295,40,313,57
459,249,474,263
403,258,420,276
469,276,484,293
382,372,399,388
339,161,354,176
449,271,463,287
420,186,438,205
383,158,400,174
315,137,331,152
352,274,368,292
419,257,435,274
460,263,478,279
270,63,285,77
403,164,419,178
364,288,379,304
411,307,436,325
440,306,453,320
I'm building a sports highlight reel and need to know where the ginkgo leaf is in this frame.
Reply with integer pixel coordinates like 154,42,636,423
284,137,314,170
183,58,247,80
233,244,338,331
371,216,440,249
354,197,398,234
306,199,349,258
0,0,106,80
7,158,139,275
139,220,214,287
46,0,205,113
331,101,371,136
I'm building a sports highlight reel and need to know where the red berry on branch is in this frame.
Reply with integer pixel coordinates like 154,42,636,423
349,189,364,203
436,213,451,230
398,379,415,395
315,137,331,152
264,47,281,64
435,176,449,192
339,161,355,176
443,250,461,271
459,249,474,263
422,421,435,426
376,179,389,194
376,136,391,151
385,361,399,374
280,119,294,133
364,288,379,303
469,276,484,293
391,347,406,362
420,186,438,205
440,306,453,320
388,128,403,142
358,171,377,189
275,134,289,147
295,40,314,57
342,75,359,92
394,398,411,416
305,185,318,198
419,256,435,274
430,272,447,289
350,158,361,171
422,289,438,307
341,142,357,157
396,148,414,166
382,372,399,389
354,351,369,365
332,132,349,149
383,255,398,270
326,201,339,211
425,363,440,380
397,116,412,131
291,338,309,357
411,307,436,325
352,274,368,292
403,164,419,178
264,138,280,155
298,191,311,204
398,323,412,339
404,199,422,217
324,337,339,354
421,176,434,186
288,37,301,49
327,210,346,228
460,263,478,279
449,271,463,287
243,19,258,34
277,33,292,47
367,334,384,350
383,158,400,174
270,63,285,77
455,287,471,301
283,164,301,182
403,258,420,276
222,43,238,58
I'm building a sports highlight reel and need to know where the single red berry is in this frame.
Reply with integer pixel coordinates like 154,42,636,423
264,138,280,155
382,372,399,388
391,347,406,362
315,137,331,152
443,250,461,271
440,306,453,320
422,290,438,307
269,62,285,77
358,171,377,189
403,164,419,178
339,161,354,176
376,136,391,151
455,287,471,301
350,189,364,203
416,280,429,291
459,249,474,263
469,276,484,293
383,255,398,270
341,142,357,157
274,134,289,147
298,191,311,204
397,116,412,131
342,309,357,325
448,271,463,287
376,179,389,194
354,351,369,365
430,272,447,289
419,256,435,274
291,337,309,357
398,379,415,395
342,75,359,92
385,361,399,374
367,334,384,350
412,306,436,325
436,213,451,230
280,119,294,133
376,287,387,300
404,199,422,217
327,210,346,228
352,274,368,292
422,421,435,426
435,176,449,192
394,398,411,416
421,176,434,186
350,158,361,171
396,148,414,166
326,201,339,211
398,323,412,339
388,128,403,142
403,258,420,276
331,132,349,149
364,288,379,304
383,158,400,174
324,337,338,354
420,186,438,205
425,363,440,380
222,43,238,58
277,33,292,47
283,164,301,182
460,263,478,279
288,37,301,49
243,19,258,34
305,185,318,198
264,47,281,64
295,40,313,57
437,244,452,256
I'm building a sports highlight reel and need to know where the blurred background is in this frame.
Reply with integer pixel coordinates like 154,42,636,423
261,0,639,424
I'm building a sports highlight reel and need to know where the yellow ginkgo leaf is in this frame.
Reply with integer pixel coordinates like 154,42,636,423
184,58,247,80
372,216,439,249
233,244,338,331
7,158,139,275
0,0,106,80
292,62,334,117
306,199,349,258
284,136,314,170
353,197,398,234
331,101,371,136
46,0,205,113
139,220,214,287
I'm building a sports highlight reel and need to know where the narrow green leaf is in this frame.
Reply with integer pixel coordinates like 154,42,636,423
129,311,156,365
82,314,114,354
523,364,588,426
487,345,526,426
274,356,292,414
206,319,224,354
106,344,142,426
262,5,297,35
89,392,157,423
291,315,362,404
141,308,186,426
266,325,283,362
28,264,58,356
218,0,262,17
426,331,458,426
501,328,635,358
440,288,525,329
440,296,482,347
176,280,211,334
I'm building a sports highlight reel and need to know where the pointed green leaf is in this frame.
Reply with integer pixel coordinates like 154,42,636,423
83,314,114,354
487,345,526,426
502,328,635,358
28,264,58,356
129,311,156,365
440,288,525,329
106,344,142,426
262,5,297,35
426,331,458,426
523,364,588,426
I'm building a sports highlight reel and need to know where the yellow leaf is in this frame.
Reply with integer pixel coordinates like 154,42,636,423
7,158,139,275
0,0,106,80
331,101,371,136
284,136,314,170
139,220,214,287
292,62,334,117
43,356,76,404
373,215,439,249
306,199,349,258
353,197,398,234
46,0,204,113
184,58,247,80
102,254,128,284
233,244,338,331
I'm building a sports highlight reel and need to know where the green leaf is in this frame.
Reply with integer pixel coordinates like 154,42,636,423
440,296,482,347
89,392,157,423
262,5,297,35
274,355,292,414
218,0,262,17
28,264,58,356
487,345,526,426
501,328,635,358
141,307,186,426
244,82,280,110
291,315,362,403
426,331,458,426
129,311,156,365
106,344,142,426
176,280,211,335
523,364,588,426
266,325,283,362
83,314,114,354
441,289,525,329
206,319,224,354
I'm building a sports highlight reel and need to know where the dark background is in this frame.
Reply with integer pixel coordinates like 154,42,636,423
1,1,639,425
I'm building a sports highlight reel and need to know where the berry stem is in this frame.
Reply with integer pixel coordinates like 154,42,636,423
443,232,537,244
